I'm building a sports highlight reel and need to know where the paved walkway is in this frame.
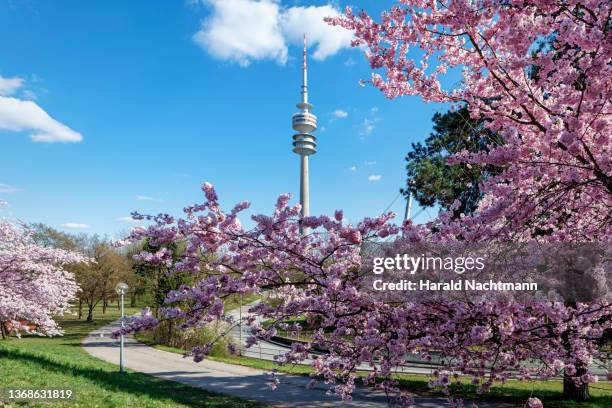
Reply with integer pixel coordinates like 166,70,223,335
82,320,517,407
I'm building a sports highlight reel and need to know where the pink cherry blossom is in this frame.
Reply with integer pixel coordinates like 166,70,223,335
327,0,611,242
111,3,611,405
527,397,543,408
115,183,610,405
0,221,84,336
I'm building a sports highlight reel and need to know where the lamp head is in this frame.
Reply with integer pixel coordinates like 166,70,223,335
115,282,129,295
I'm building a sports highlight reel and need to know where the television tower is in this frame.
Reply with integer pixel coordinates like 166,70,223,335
292,35,317,224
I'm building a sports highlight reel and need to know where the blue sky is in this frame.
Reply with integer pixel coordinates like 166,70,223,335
0,0,448,237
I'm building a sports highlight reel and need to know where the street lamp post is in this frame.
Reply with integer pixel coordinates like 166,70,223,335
404,180,414,222
115,282,129,373
239,293,242,356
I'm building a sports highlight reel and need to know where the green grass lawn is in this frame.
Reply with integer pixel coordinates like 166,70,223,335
393,375,611,408
223,293,262,312
0,306,266,408
135,332,612,408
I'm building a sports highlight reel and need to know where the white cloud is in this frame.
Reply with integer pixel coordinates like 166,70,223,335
359,107,381,138
280,5,353,61
60,222,90,229
194,0,286,67
368,174,382,182
22,90,37,100
0,76,24,96
0,75,81,143
193,1,352,66
349,166,357,172
360,118,375,136
0,95,83,143
332,109,348,119
364,160,377,166
344,57,355,67
118,216,139,222
0,183,22,193
136,195,161,202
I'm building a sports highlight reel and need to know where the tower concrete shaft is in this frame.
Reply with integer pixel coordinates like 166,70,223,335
300,155,309,218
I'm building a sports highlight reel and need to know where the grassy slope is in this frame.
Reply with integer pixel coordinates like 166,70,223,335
0,306,265,408
223,294,262,313
135,333,611,408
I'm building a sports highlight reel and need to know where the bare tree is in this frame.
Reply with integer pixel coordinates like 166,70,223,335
73,237,129,321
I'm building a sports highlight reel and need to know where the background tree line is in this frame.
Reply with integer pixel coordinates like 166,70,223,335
27,223,202,348
29,224,151,322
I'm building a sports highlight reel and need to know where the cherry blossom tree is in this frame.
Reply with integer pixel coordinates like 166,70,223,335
114,1,610,405
325,1,612,399
116,184,610,405
0,220,83,337
328,0,611,242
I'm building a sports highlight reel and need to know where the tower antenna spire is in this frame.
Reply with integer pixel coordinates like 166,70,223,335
302,34,308,105
303,33,307,69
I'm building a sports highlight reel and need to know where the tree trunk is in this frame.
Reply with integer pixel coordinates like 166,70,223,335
102,299,107,315
168,320,173,346
563,367,590,401
117,298,121,311
130,293,136,308
0,321,6,340
87,305,94,322
78,299,83,320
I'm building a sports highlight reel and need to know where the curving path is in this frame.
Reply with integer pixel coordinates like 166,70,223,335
82,319,517,408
